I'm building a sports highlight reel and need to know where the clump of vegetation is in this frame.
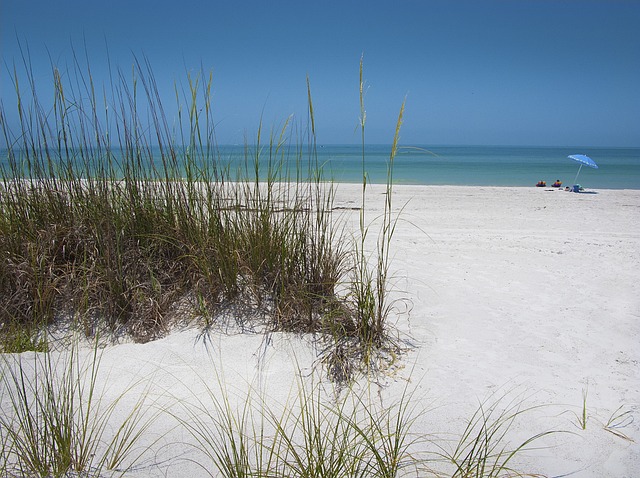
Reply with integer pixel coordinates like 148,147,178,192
0,339,156,477
353,57,405,354
442,393,555,478
165,357,555,478
0,341,554,477
174,366,426,478
0,52,400,378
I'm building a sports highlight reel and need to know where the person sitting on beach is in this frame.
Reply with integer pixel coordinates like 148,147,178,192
552,179,562,188
536,180,546,187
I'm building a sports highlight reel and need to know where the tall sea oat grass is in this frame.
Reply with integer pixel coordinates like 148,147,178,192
0,51,354,353
1,48,409,384
169,358,555,478
333,57,405,378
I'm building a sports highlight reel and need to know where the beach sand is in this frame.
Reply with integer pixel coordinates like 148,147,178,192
4,185,639,477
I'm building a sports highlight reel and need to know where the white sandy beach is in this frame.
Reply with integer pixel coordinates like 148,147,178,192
3,185,639,477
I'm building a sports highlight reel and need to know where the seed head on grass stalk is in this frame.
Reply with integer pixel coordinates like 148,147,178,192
579,385,588,430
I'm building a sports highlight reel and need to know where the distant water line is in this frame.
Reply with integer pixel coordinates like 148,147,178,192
308,145,640,190
2,145,639,190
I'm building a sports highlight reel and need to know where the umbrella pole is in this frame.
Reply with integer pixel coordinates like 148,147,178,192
573,164,583,185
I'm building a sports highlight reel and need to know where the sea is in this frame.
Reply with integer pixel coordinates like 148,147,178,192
2,145,639,190
219,144,640,190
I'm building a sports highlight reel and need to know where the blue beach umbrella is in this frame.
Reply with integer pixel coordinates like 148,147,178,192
568,154,598,185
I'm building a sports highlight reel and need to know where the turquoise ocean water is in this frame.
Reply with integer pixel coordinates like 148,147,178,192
311,145,640,189
217,145,640,189
3,145,639,189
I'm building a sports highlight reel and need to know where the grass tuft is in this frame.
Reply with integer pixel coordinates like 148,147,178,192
0,51,401,376
443,392,556,478
0,337,157,476
172,358,430,478
603,405,634,441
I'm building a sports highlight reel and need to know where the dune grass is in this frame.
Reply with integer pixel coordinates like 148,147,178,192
0,52,397,376
166,353,556,478
442,393,556,478
320,58,406,380
0,340,555,478
603,405,634,441
0,338,157,477
173,366,426,478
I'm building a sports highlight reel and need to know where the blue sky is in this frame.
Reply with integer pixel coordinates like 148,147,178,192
1,0,639,146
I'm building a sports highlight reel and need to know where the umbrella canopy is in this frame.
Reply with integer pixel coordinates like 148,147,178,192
568,154,598,185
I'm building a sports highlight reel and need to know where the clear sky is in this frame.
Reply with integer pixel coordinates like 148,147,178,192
1,0,639,147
